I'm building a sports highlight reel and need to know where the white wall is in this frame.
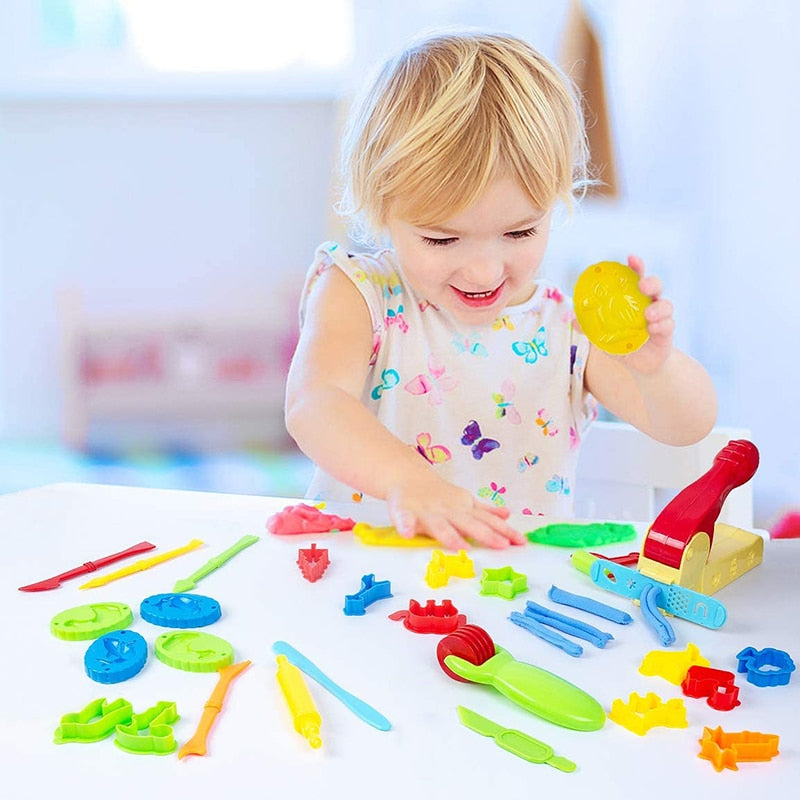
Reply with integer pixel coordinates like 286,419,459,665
0,99,339,440
596,0,800,524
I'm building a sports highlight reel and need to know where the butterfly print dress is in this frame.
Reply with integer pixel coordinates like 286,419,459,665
299,242,597,516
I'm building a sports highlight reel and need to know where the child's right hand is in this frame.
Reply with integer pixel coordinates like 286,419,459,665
386,475,526,550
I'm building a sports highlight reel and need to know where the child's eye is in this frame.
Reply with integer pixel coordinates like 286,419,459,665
506,227,538,240
422,236,457,247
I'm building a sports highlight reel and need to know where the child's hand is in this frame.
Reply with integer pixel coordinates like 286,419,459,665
620,254,675,374
386,475,526,550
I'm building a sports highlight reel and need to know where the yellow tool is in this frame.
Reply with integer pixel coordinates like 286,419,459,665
276,654,322,749
79,539,204,589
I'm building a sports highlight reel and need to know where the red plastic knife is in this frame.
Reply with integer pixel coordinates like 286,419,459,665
18,541,156,591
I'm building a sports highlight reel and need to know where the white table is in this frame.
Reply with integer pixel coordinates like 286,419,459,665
1,483,797,798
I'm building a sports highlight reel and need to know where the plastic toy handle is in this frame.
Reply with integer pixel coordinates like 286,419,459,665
570,550,598,576
178,660,251,759
644,440,759,568
444,648,605,731
276,655,322,748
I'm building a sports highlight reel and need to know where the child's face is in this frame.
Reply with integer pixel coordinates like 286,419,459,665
386,173,551,325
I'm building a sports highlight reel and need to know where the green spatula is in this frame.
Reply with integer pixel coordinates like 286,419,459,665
457,706,577,771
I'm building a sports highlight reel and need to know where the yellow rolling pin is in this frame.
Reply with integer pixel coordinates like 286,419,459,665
276,654,322,749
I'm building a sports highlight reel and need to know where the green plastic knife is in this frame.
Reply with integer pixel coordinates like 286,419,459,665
173,534,260,592
456,706,577,772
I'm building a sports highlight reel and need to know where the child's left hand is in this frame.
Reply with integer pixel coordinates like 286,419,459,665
619,254,675,374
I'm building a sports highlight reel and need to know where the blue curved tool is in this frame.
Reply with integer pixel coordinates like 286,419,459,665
272,640,391,731
640,584,676,646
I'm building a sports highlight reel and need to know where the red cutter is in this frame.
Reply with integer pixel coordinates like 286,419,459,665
297,543,330,582
682,665,741,711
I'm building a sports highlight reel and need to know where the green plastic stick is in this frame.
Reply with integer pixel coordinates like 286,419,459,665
173,534,259,592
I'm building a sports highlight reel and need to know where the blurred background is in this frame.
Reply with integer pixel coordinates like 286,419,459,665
0,0,797,529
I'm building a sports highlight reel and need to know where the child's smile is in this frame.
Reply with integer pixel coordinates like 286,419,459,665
386,173,552,325
451,282,506,309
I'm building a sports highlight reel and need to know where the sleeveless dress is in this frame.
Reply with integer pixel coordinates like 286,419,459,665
299,241,597,516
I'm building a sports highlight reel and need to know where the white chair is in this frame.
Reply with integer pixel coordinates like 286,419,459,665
574,421,755,529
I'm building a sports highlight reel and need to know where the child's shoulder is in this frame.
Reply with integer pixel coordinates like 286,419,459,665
308,242,409,304
303,242,410,320
311,241,398,279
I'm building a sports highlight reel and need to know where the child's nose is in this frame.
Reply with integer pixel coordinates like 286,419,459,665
460,249,504,288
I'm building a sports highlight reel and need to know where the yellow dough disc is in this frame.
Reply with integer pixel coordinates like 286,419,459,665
573,261,652,354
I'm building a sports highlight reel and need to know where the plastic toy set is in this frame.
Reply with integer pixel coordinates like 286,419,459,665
17,384,795,772
29,534,260,757
259,429,793,773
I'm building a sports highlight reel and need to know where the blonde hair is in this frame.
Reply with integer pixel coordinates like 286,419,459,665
338,31,590,243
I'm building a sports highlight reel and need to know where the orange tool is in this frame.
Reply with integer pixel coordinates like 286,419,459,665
178,659,251,759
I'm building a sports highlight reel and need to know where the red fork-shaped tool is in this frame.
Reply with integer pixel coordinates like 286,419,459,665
643,440,759,569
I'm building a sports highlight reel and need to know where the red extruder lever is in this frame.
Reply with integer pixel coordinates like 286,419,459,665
642,440,759,570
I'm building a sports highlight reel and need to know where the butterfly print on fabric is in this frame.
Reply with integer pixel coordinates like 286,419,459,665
460,420,500,460
382,277,402,299
535,408,558,437
415,433,452,465
544,287,565,303
478,481,506,507
452,335,489,357
545,475,571,495
404,356,458,405
371,368,400,400
512,326,548,364
385,304,408,333
492,314,515,331
492,379,522,424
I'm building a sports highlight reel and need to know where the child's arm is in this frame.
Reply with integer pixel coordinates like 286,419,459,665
584,255,717,445
285,266,525,550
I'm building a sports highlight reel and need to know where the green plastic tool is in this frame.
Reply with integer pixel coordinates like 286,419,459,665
54,698,134,744
444,647,605,731
173,534,259,592
114,701,180,755
457,706,577,771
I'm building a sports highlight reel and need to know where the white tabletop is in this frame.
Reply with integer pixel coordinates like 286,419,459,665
1,482,797,798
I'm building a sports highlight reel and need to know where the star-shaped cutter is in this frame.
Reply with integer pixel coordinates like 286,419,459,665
479,566,528,600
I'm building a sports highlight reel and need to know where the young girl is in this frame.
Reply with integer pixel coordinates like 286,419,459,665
285,31,717,550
